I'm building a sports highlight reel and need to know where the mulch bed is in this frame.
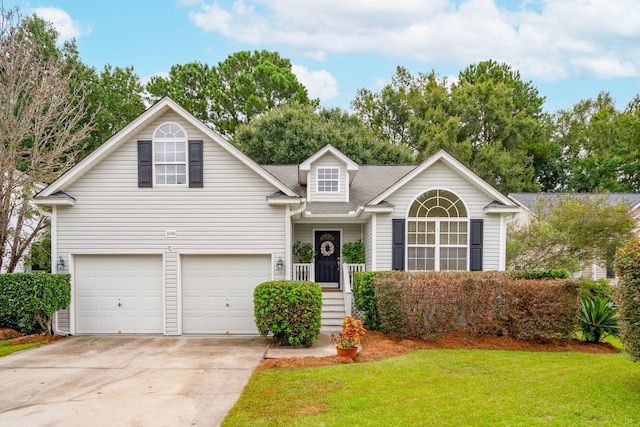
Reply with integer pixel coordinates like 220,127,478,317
0,328,65,345
260,330,620,369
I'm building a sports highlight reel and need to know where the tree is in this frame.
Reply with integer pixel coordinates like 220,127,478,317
80,65,146,157
147,50,315,135
352,61,551,193
554,92,640,192
0,8,93,272
233,103,414,164
507,196,636,273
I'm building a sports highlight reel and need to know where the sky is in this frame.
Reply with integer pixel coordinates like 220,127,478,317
4,0,640,113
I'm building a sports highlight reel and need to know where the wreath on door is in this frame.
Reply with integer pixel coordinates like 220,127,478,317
320,241,335,257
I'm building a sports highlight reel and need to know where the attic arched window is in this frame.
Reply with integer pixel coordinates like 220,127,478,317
154,123,187,185
407,189,468,271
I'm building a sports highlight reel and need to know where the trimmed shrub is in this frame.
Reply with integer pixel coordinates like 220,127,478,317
352,271,382,330
613,237,640,362
579,297,619,343
253,280,322,347
373,271,408,335
373,271,580,342
510,269,569,280
500,279,580,342
0,273,70,335
577,278,613,300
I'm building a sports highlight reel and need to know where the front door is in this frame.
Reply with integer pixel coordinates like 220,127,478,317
315,230,340,288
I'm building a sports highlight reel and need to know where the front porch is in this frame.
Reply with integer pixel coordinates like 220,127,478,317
293,262,365,331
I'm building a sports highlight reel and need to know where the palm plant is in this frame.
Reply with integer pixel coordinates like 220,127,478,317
579,297,619,343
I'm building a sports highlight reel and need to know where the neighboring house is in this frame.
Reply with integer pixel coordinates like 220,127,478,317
34,97,520,336
508,192,640,282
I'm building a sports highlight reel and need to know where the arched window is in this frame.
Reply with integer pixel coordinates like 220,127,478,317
407,189,468,271
153,123,187,185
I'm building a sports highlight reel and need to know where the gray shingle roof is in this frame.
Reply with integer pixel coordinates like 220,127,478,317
509,193,640,210
263,164,415,215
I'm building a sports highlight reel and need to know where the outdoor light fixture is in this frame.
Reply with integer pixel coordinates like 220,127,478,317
276,257,284,272
57,256,65,272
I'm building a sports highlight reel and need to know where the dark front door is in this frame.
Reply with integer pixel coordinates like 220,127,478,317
315,231,340,287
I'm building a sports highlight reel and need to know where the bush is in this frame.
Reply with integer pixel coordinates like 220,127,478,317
0,273,70,335
0,312,41,335
352,272,382,330
253,280,322,346
577,278,613,300
373,271,580,342
500,279,580,342
510,269,569,280
579,297,619,343
613,237,640,362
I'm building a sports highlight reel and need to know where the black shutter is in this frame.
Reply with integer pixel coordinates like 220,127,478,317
392,218,405,271
469,219,483,271
189,140,203,188
138,140,152,188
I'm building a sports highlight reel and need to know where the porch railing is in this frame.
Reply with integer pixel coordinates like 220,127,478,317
342,263,366,316
293,263,314,282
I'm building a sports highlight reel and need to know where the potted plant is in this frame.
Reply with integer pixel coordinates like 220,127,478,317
331,315,366,359
342,239,364,264
293,241,316,263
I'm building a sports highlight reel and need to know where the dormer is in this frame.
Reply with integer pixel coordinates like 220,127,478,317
298,145,359,202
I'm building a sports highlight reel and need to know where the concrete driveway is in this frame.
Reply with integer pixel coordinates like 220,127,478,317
0,335,269,426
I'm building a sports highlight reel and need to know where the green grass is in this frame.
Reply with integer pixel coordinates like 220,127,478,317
0,339,44,357
224,349,640,426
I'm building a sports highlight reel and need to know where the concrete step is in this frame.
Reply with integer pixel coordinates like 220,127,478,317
321,292,346,331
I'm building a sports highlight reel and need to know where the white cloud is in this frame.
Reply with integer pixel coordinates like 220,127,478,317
291,64,339,102
187,0,640,81
32,7,92,42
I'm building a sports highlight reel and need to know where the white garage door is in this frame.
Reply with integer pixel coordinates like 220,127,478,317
75,255,163,334
181,255,271,334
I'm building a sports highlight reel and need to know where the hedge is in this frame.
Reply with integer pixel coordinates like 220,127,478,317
352,271,382,330
253,280,322,347
373,271,580,342
0,273,71,335
613,237,640,362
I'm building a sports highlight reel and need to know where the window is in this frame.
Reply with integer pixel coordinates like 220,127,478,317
407,189,468,271
154,124,186,185
317,167,339,192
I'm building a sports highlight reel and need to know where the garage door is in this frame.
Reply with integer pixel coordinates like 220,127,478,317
181,255,271,334
75,255,163,334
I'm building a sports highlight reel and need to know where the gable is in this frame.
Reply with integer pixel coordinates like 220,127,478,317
369,150,518,213
37,97,296,202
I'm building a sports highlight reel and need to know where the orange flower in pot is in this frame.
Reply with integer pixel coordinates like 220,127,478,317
331,316,365,359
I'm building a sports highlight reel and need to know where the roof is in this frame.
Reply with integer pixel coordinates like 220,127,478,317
264,164,415,215
509,193,640,211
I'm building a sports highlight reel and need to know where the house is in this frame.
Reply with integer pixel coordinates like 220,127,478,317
508,192,640,281
34,97,520,336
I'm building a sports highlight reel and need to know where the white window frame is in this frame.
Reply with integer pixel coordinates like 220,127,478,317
406,189,469,271
153,123,188,186
316,167,339,193
407,218,469,271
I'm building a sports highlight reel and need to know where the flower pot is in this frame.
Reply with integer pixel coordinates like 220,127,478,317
336,346,358,360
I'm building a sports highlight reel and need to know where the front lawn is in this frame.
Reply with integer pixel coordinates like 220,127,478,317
224,349,640,426
0,339,43,357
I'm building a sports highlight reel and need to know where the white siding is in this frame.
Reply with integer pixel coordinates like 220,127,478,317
55,111,287,334
308,154,348,202
364,217,373,269
293,223,362,250
380,160,504,271
164,251,178,335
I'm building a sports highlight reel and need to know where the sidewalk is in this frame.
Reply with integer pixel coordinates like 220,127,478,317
264,332,339,359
